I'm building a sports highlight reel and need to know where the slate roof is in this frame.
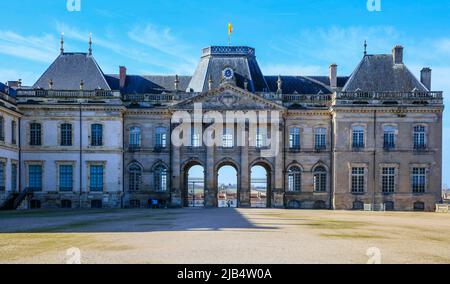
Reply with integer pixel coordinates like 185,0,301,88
106,75,191,94
265,76,334,94
33,53,111,90
0,82,15,97
342,54,427,92
187,46,269,93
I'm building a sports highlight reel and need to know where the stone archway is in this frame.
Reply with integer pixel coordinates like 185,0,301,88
250,160,273,208
215,159,241,208
181,160,205,207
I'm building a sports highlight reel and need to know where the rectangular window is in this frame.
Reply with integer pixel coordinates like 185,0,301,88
29,165,42,191
0,117,4,142
91,124,103,146
11,121,16,145
222,128,234,148
90,165,104,192
352,128,365,149
0,162,5,191
191,127,201,147
11,163,17,192
383,127,396,149
129,127,141,149
351,167,365,193
59,165,73,192
256,128,267,148
382,167,395,193
289,128,300,149
412,167,426,193
60,124,73,146
413,126,426,149
315,128,327,150
30,123,42,146
155,127,167,148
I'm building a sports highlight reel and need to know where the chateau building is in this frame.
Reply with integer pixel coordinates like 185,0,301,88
0,42,444,211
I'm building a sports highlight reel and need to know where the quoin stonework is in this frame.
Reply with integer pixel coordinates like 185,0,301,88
0,42,444,211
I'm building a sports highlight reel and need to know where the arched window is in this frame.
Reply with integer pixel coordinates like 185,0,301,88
128,163,142,192
60,123,73,146
154,165,167,192
314,166,327,192
155,127,167,148
129,126,141,149
413,125,426,149
288,166,301,192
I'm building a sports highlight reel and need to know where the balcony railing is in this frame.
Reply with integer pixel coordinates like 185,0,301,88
335,91,443,104
16,89,120,98
283,94,331,103
124,93,195,102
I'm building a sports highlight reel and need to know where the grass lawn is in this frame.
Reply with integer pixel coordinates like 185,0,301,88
0,208,449,264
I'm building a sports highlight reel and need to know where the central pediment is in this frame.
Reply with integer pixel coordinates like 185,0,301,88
173,84,285,111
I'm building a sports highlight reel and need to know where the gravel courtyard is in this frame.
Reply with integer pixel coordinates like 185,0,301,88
0,208,449,264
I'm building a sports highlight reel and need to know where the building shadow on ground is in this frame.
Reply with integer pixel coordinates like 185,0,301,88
0,208,278,233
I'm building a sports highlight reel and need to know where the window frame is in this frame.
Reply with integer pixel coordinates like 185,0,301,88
313,166,327,192
153,164,168,192
352,125,365,149
289,127,301,150
314,127,327,150
60,123,73,146
287,166,302,192
128,163,142,192
91,123,104,147
29,122,42,146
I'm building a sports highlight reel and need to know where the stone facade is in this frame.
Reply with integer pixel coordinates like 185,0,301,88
0,44,444,211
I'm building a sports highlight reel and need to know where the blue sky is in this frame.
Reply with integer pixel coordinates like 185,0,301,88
0,0,448,185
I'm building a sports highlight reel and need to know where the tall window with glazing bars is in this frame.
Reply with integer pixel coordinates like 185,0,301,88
91,124,103,146
60,123,73,146
59,165,73,192
90,165,104,192
30,123,42,146
289,128,300,149
412,167,426,193
413,126,426,150
0,116,4,142
351,167,365,193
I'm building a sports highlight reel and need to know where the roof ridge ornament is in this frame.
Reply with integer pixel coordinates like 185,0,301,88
364,40,367,56
88,33,92,55
60,33,64,55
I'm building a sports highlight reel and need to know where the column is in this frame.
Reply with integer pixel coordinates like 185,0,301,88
239,123,250,207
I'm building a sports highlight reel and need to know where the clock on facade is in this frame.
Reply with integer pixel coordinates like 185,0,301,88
222,67,234,80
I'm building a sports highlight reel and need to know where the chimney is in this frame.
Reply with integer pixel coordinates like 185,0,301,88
393,45,404,64
420,67,432,90
119,66,127,89
277,75,283,94
174,74,180,91
329,64,337,88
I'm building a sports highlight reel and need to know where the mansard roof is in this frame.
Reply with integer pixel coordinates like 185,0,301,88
342,54,427,92
105,75,191,94
187,46,269,93
33,52,111,90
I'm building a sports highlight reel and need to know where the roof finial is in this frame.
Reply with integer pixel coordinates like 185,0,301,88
88,33,92,55
60,32,64,54
364,40,368,56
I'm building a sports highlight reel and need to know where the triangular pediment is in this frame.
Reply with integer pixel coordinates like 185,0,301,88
173,84,285,111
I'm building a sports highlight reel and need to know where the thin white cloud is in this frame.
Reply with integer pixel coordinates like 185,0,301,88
128,24,197,65
0,31,57,63
260,64,324,76
56,22,196,74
